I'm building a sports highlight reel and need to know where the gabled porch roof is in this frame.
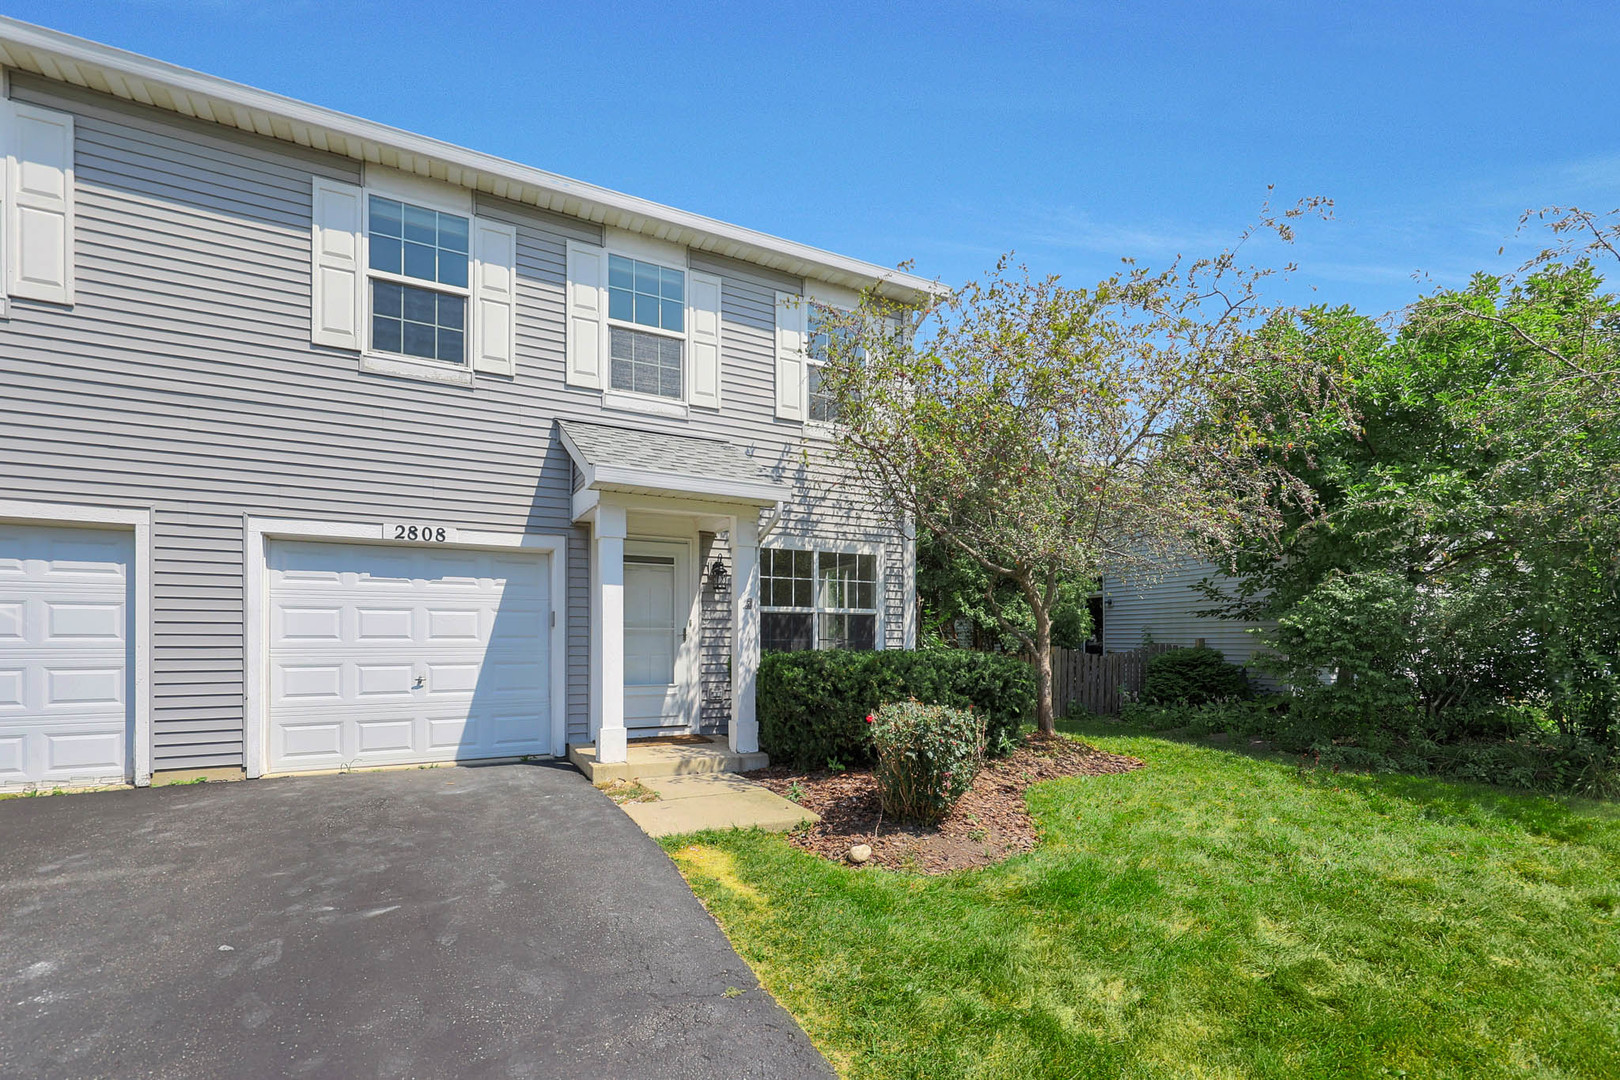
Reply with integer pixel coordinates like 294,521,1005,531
557,420,788,520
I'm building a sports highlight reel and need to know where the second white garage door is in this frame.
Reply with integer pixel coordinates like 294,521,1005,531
267,540,550,773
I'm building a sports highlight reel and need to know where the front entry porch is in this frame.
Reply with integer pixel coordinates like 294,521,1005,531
559,420,790,766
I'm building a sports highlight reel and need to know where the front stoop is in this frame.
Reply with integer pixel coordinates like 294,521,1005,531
567,739,768,784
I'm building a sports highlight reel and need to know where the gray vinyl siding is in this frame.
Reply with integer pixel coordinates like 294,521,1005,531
1101,559,1273,668
0,72,910,767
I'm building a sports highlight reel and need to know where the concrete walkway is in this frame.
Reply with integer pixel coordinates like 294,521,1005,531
622,771,819,837
570,739,819,838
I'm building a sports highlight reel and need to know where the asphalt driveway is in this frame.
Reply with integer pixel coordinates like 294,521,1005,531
0,762,833,1079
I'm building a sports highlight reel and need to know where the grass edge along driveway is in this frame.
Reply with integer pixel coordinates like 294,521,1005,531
664,720,1620,1080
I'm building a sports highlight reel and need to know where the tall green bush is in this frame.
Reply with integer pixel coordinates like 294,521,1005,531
758,648,1035,770
1140,646,1251,705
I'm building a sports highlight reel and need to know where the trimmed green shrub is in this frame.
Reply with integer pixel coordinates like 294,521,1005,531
758,648,1035,770
871,700,987,824
1140,646,1251,705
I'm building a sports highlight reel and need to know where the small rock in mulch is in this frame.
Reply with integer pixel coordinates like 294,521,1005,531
745,734,1143,874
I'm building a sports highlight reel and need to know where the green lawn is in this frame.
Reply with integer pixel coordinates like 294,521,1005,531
666,720,1620,1079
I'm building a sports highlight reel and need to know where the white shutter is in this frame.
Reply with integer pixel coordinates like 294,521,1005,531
310,177,363,350
565,240,607,389
687,270,723,410
472,217,518,377
5,102,74,305
775,290,807,421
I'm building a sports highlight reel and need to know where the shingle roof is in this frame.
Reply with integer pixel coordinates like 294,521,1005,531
557,420,786,503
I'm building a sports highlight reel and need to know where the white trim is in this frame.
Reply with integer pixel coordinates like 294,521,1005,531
362,164,473,214
0,17,942,306
686,269,723,411
602,389,688,420
604,226,691,268
774,291,807,422
902,515,918,650
805,280,862,311
359,352,475,387
242,517,569,775
0,498,153,786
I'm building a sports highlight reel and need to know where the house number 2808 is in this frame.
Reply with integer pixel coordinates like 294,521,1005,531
391,524,447,542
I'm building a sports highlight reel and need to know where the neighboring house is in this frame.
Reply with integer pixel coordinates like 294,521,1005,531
0,19,930,790
1099,558,1273,668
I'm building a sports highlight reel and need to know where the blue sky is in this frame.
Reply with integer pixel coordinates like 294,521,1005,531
13,1,1620,316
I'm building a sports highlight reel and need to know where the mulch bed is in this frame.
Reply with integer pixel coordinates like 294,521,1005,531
744,734,1144,873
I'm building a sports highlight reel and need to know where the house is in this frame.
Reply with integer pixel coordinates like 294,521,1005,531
1099,558,1273,668
0,18,931,790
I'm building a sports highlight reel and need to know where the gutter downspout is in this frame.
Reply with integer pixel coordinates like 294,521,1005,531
758,500,784,542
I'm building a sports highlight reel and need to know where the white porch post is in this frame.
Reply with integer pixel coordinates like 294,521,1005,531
729,511,761,754
592,501,629,764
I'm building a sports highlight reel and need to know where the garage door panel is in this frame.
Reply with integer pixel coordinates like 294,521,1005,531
45,602,125,641
426,608,481,642
357,607,414,641
275,605,343,644
0,602,22,640
277,664,343,701
355,718,414,755
0,735,24,777
266,540,551,772
356,663,415,697
46,730,124,771
45,666,125,707
0,667,24,709
276,720,343,761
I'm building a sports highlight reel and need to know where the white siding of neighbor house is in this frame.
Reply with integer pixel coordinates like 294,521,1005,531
1101,559,1273,669
0,73,912,767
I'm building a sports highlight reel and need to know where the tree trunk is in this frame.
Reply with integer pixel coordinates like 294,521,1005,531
1032,599,1055,735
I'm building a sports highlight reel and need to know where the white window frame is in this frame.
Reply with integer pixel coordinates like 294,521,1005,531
359,184,477,387
758,539,885,651
804,301,848,437
603,250,691,417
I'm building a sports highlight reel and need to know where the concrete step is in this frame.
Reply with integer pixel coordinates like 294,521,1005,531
618,772,819,838
567,739,768,784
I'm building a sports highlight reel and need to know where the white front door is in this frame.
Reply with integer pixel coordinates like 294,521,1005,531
622,540,694,732
266,540,551,772
0,523,133,787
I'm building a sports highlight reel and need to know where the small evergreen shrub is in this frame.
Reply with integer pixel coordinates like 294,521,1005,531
870,700,987,824
1140,647,1251,706
758,648,1035,770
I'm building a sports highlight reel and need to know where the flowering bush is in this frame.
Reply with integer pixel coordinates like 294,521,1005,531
870,700,987,824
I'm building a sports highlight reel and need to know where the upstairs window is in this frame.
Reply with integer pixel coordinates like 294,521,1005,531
807,305,862,423
761,548,879,652
367,195,470,366
607,254,685,400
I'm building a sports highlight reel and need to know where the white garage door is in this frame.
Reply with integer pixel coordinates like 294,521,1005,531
0,523,133,787
267,540,551,773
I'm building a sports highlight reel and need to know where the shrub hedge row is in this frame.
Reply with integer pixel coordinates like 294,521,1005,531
758,648,1035,770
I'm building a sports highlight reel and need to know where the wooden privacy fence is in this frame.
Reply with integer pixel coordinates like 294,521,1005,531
1049,644,1175,716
